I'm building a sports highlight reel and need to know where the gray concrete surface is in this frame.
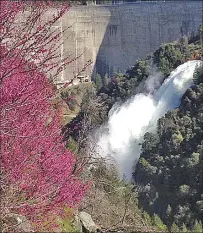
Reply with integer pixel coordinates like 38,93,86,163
58,1,202,81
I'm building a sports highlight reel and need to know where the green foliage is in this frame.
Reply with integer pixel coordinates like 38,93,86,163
179,185,190,196
95,36,201,117
59,219,77,232
103,73,109,88
67,136,78,153
138,158,157,176
152,214,167,231
174,131,183,143
57,207,79,233
192,220,203,232
170,222,179,232
95,73,103,91
153,42,189,76
64,34,202,232
127,60,149,81
185,152,200,168
200,24,203,45
196,198,203,214
166,205,172,219
181,223,188,232
134,83,203,228
143,211,152,225
193,64,203,85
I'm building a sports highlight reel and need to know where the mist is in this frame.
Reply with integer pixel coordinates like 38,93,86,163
96,60,202,180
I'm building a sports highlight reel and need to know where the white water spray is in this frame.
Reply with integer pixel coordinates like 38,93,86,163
97,60,202,180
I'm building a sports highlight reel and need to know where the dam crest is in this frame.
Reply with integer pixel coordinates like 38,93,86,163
55,1,202,83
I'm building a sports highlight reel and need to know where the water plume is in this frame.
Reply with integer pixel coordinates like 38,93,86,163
96,60,202,180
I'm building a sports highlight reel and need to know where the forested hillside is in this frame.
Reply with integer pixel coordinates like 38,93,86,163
62,31,202,232
64,33,202,143
134,68,203,231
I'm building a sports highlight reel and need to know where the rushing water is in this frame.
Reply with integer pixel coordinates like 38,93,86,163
96,60,202,180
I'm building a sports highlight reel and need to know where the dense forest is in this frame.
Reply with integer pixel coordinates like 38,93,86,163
62,29,202,232
64,32,202,141
99,33,202,231
134,67,203,231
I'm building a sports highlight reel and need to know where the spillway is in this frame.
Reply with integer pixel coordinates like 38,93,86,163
97,60,202,180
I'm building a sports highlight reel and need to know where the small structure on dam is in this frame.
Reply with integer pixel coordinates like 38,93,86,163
56,1,202,84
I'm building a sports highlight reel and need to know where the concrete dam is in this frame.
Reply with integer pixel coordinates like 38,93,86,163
58,1,202,82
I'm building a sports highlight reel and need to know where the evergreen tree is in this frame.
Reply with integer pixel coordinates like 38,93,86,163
170,222,179,232
103,73,109,88
166,204,172,217
166,204,172,225
153,214,167,231
192,220,203,232
143,211,152,225
181,223,188,232
95,73,103,91
193,64,203,85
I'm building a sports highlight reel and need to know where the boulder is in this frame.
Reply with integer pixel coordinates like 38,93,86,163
76,211,100,233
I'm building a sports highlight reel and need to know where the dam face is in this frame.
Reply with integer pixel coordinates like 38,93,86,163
59,1,202,81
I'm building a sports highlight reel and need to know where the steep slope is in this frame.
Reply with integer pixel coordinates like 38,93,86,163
63,35,202,233
134,68,203,231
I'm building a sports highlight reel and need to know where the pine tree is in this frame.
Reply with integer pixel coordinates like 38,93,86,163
166,204,172,217
192,220,203,232
143,211,152,225
103,73,109,88
170,222,179,232
181,223,188,232
193,64,203,85
95,73,103,90
153,214,167,231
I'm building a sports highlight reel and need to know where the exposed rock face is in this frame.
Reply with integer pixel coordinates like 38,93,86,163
74,211,100,233
58,2,202,81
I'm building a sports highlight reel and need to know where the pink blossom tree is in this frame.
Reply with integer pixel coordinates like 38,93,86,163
0,1,87,230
